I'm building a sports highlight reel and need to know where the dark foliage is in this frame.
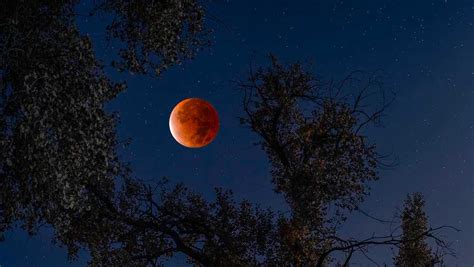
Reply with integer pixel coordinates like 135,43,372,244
0,0,124,246
94,0,210,75
240,56,380,226
394,193,447,267
0,1,456,266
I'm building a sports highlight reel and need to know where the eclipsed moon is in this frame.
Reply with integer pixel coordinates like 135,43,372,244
169,98,219,148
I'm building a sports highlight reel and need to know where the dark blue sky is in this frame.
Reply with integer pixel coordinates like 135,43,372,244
1,0,473,266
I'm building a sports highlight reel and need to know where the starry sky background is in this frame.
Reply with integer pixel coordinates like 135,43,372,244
1,0,473,266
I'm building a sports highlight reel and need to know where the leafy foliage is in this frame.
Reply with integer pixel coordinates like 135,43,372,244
95,0,210,75
0,0,125,253
394,193,441,267
240,56,379,229
0,1,454,266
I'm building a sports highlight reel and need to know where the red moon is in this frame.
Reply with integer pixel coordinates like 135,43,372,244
169,98,219,148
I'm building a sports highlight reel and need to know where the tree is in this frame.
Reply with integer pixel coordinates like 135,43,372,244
237,56,384,265
0,1,456,266
1,0,124,244
93,0,210,75
394,193,442,267
0,0,208,252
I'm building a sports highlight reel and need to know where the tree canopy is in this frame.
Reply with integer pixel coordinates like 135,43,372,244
0,1,455,266
394,193,448,267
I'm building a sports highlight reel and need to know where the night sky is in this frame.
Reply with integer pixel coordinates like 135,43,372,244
1,0,473,266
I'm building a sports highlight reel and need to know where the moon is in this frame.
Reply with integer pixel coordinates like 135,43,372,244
169,98,219,148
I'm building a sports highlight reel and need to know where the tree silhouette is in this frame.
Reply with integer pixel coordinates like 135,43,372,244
0,1,457,266
0,0,124,244
394,193,448,267
93,0,209,75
